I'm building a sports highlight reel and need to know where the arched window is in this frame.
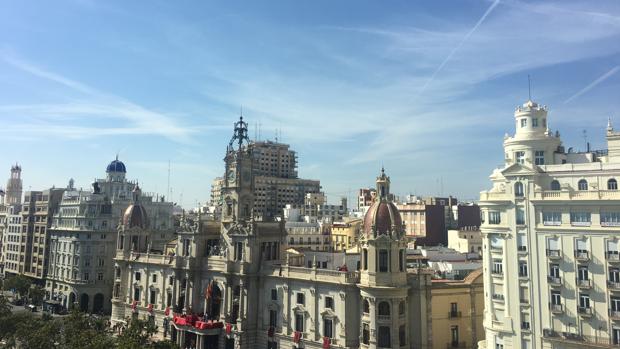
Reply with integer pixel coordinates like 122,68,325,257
362,299,370,314
608,178,618,190
378,301,390,316
398,301,406,315
550,180,561,191
578,179,588,191
514,182,524,197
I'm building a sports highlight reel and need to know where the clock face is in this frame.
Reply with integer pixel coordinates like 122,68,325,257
228,170,236,182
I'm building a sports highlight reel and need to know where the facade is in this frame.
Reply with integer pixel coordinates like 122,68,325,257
397,202,446,246
21,188,65,280
430,269,484,349
448,228,482,256
0,164,23,274
5,164,23,206
357,188,376,212
111,117,434,349
330,218,362,252
45,159,173,314
2,206,23,276
479,99,620,348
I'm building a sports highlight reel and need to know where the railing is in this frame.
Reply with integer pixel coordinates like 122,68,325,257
548,276,562,286
491,270,503,277
577,306,593,316
577,279,592,289
575,250,590,261
518,246,528,252
549,304,563,313
534,189,620,201
543,329,618,347
608,281,620,290
448,311,462,319
543,220,562,226
521,322,531,330
547,249,561,258
607,252,620,262
445,342,467,349
377,315,391,321
492,294,505,302
609,309,620,320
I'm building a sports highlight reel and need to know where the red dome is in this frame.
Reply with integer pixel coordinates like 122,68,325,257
123,204,148,229
363,200,402,236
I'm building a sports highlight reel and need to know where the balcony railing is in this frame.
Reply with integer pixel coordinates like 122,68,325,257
548,276,562,286
607,252,620,262
549,304,564,314
576,279,592,289
521,322,531,330
492,294,505,302
575,250,590,262
543,329,617,347
577,306,593,317
517,246,528,253
448,311,462,319
377,315,391,322
608,280,620,291
609,309,620,320
547,249,561,259
446,342,467,349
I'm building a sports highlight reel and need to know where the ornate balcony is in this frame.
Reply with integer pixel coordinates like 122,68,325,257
547,249,561,259
576,279,592,289
548,276,562,287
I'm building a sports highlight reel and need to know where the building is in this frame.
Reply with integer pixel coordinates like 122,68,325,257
111,116,434,349
430,268,484,349
330,218,362,252
397,201,446,246
2,205,23,276
479,99,620,349
357,188,376,212
21,188,65,280
0,164,23,274
45,158,173,314
210,139,321,220
448,228,482,256
5,164,22,206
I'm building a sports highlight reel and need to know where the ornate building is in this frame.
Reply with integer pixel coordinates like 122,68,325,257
479,100,620,348
111,116,434,349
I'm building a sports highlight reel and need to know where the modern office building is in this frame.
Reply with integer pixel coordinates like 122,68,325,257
479,99,620,348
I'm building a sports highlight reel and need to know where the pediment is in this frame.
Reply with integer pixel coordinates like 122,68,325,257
500,163,539,177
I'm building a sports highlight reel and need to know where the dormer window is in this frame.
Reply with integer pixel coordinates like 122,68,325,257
578,179,588,191
515,151,525,164
521,119,527,127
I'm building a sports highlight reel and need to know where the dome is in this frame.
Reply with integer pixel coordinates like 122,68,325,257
363,200,402,236
106,157,126,173
123,204,148,229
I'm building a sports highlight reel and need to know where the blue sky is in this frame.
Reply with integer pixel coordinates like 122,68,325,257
1,0,619,208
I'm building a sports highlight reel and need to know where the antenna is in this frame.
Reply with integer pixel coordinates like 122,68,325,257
582,129,588,151
528,74,532,100
275,129,278,143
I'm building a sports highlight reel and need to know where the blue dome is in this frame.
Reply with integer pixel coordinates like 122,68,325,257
106,159,126,173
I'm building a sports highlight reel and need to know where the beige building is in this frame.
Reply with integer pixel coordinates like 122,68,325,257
479,99,620,349
330,218,362,251
448,228,482,256
431,268,484,349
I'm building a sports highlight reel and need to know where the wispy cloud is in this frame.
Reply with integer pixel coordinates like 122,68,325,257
0,53,196,141
564,65,620,103
418,0,500,93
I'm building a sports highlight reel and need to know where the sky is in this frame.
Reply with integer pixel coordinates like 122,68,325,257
0,0,619,208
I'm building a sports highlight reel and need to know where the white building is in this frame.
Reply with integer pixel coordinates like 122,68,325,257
111,117,434,349
479,99,620,348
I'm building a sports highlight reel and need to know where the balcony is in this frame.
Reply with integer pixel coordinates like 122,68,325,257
607,252,620,263
547,249,561,259
608,281,620,291
549,304,564,314
377,315,391,321
521,322,531,331
577,306,593,317
543,329,616,347
576,279,592,289
548,276,562,287
575,250,590,262
491,270,504,277
609,309,620,321
448,311,462,319
492,294,505,302
517,246,528,254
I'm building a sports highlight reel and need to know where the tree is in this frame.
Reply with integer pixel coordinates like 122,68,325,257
3,275,32,298
13,314,62,349
62,309,116,349
116,317,179,349
29,285,45,306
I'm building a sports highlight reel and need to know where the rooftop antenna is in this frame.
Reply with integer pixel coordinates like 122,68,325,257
528,74,532,101
258,120,262,141
275,129,278,143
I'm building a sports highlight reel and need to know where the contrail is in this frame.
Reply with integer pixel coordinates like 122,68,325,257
564,65,620,103
419,0,500,94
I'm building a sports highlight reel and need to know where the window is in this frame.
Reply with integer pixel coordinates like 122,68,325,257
98,272,104,281
135,272,141,281
515,182,524,197
152,274,157,283
234,242,243,261
378,326,391,347
325,296,334,310
543,212,561,225
551,291,561,305
362,299,370,314
296,293,305,305
378,301,390,316
609,179,618,190
150,290,156,304
579,293,590,309
84,272,89,281
451,326,459,346
492,260,503,275
399,301,406,315
378,249,389,272
532,118,538,127
269,309,277,328
515,151,525,164
570,212,591,226
578,179,588,191
489,211,501,224
271,289,277,301
134,287,141,302
399,325,406,346
520,119,527,128
399,250,404,271
578,266,589,281
362,323,370,345
516,208,525,225
602,212,620,226
295,313,304,332
549,264,560,278
362,249,368,270
550,180,561,191
534,150,545,165
519,262,528,277
521,312,530,330
323,318,333,338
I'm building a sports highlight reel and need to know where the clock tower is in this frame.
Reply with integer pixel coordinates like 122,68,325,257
221,115,254,224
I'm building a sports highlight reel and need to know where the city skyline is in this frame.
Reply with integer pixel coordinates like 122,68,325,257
1,0,619,208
